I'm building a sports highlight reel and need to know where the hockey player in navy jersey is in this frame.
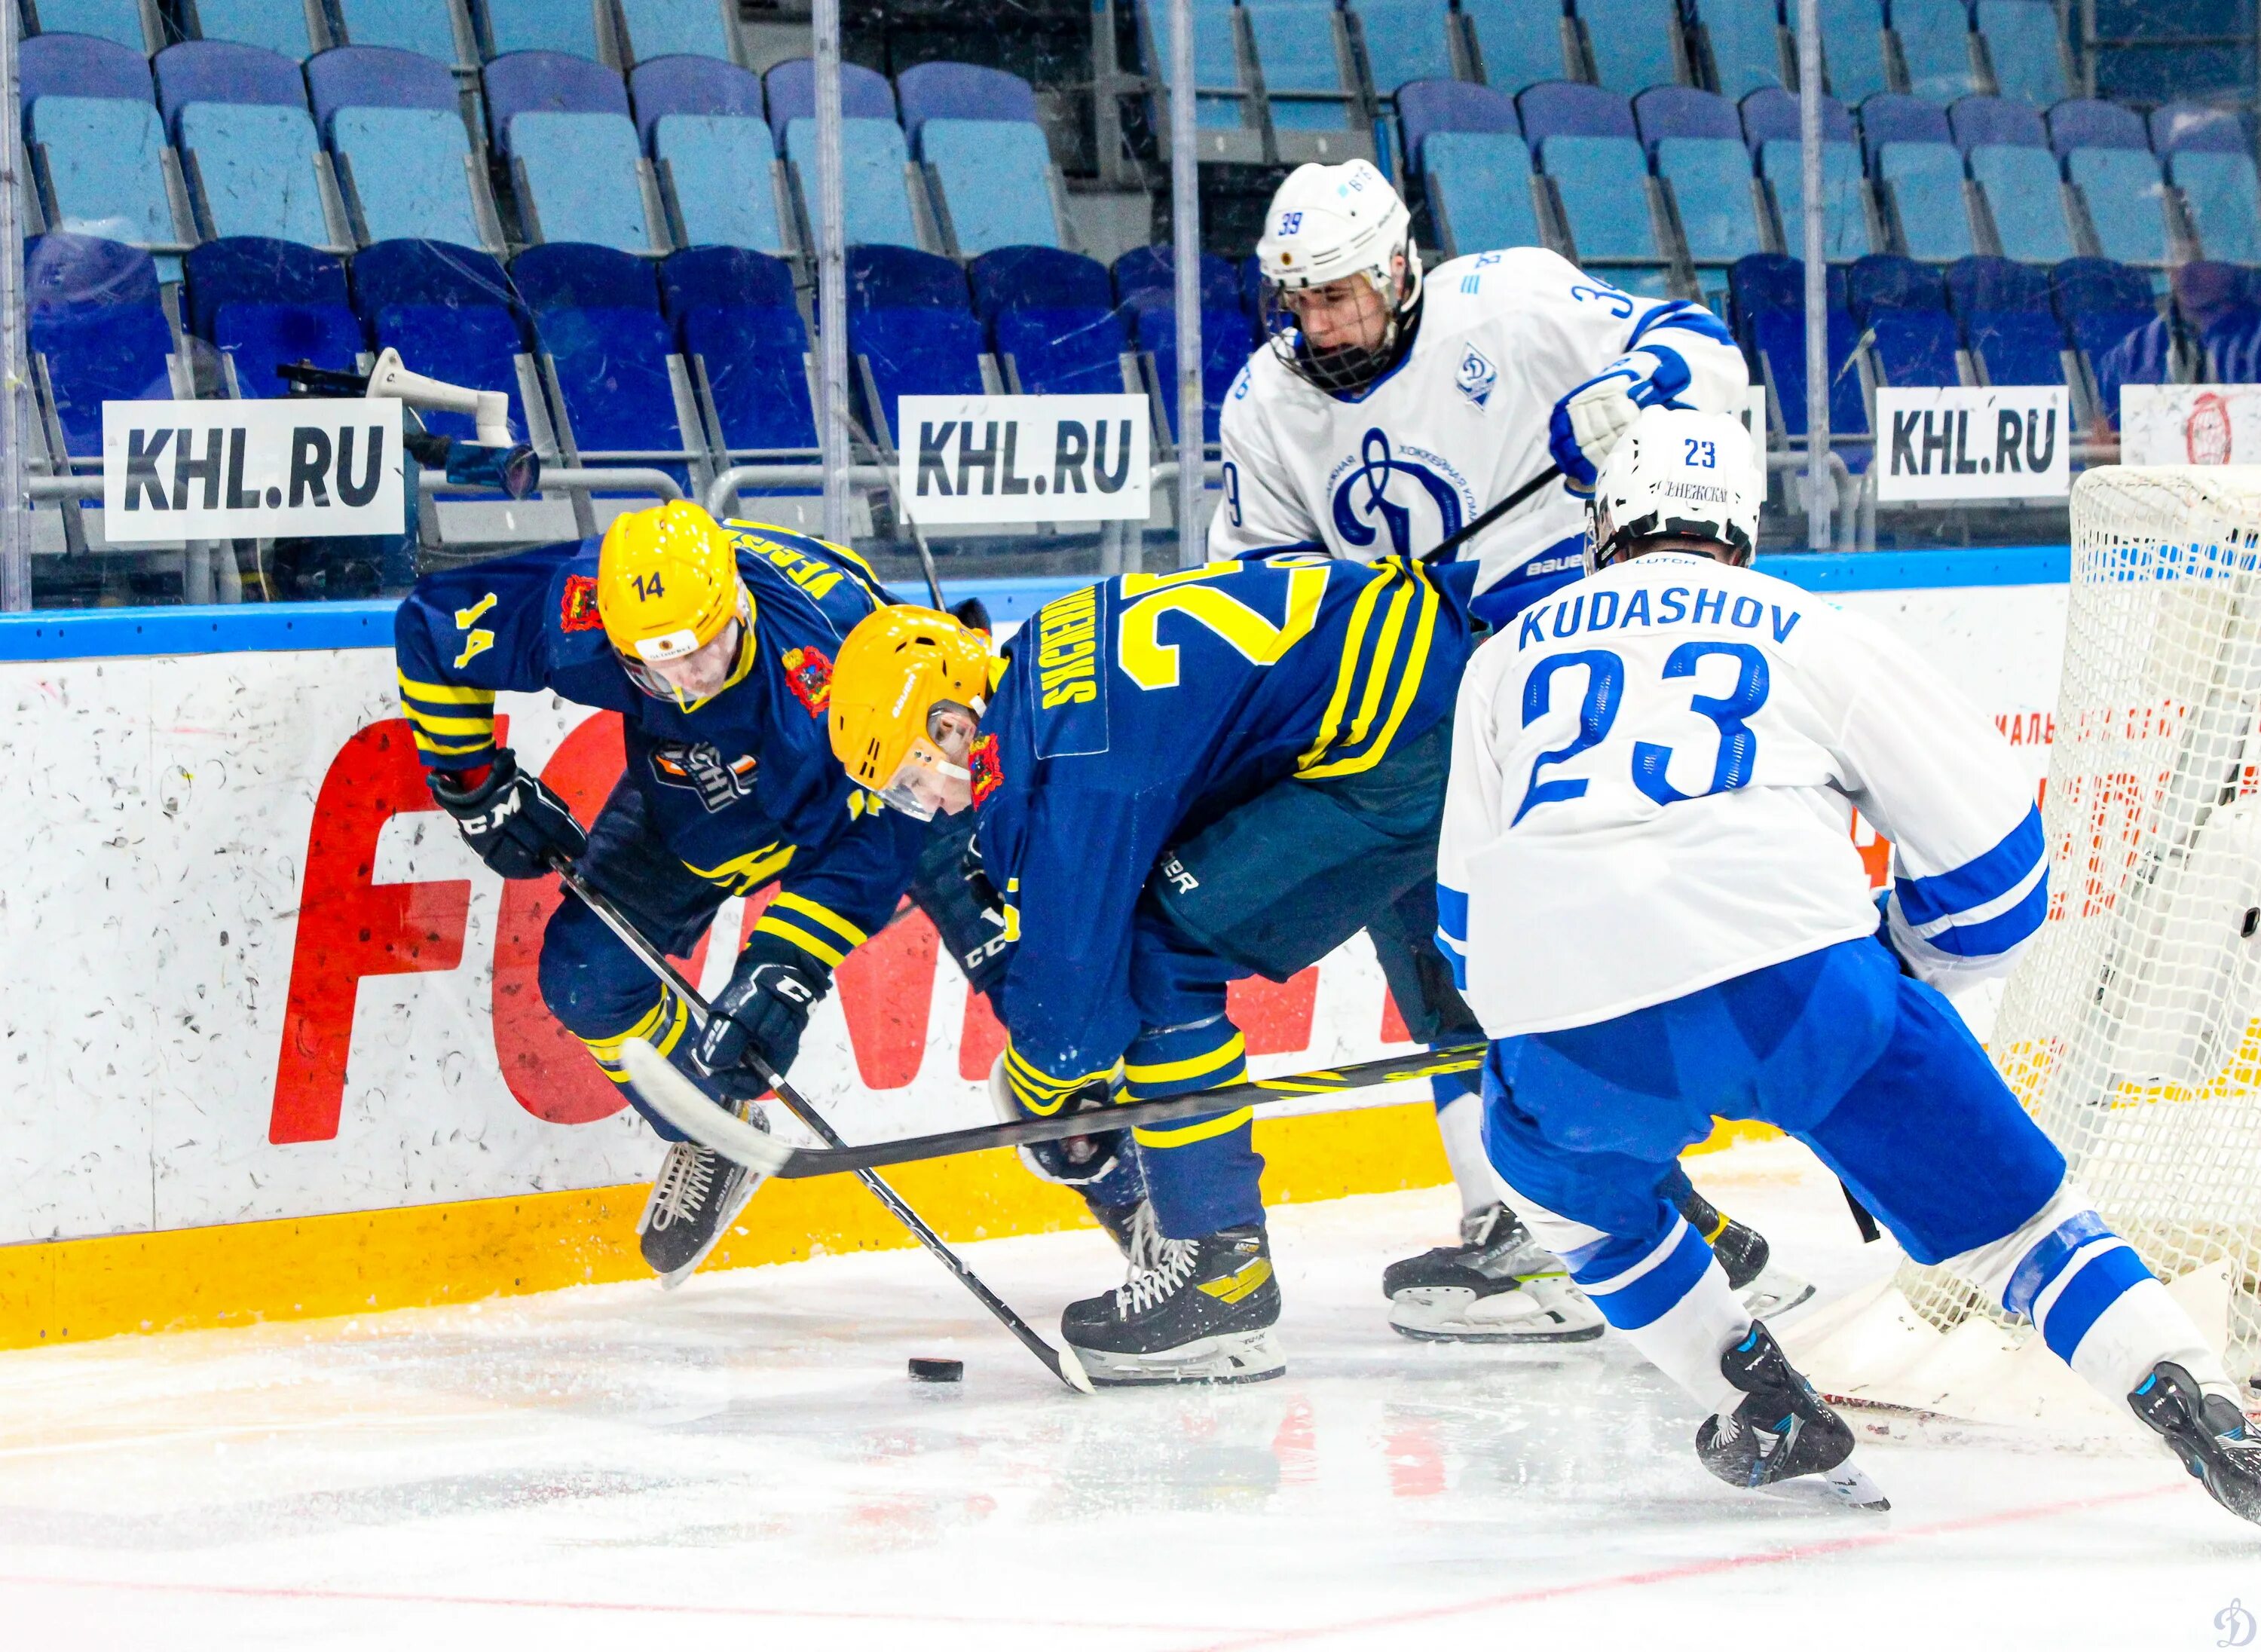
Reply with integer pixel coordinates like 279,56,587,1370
1438,406,2261,1519
1212,158,1796,1331
396,501,928,1286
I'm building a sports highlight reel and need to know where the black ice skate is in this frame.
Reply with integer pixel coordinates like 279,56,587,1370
1673,1184,1816,1319
2129,1360,2261,1525
1088,1196,1160,1268
638,1105,769,1287
1061,1222,1285,1385
1381,1204,1605,1343
1696,1323,1889,1511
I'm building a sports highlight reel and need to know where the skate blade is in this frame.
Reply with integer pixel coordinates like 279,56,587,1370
1755,1459,1892,1514
1388,1286,1608,1345
1078,1328,1287,1387
1740,1266,1818,1320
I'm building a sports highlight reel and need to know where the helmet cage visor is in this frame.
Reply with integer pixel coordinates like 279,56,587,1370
867,731,971,821
1259,260,1421,396
616,586,752,708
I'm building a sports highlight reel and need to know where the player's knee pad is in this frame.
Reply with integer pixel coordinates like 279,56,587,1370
1939,1179,2160,1363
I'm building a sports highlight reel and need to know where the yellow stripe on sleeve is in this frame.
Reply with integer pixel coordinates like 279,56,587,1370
410,728,498,758
396,673,497,705
1121,1033,1247,1088
401,706,497,736
1295,563,1394,771
1300,568,1442,780
767,891,870,948
1134,1107,1254,1149
750,915,847,970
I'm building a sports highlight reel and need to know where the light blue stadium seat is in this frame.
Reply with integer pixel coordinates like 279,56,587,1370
655,115,784,252
1974,0,2066,104
1424,131,1544,253
1353,0,1455,96
179,102,332,246
191,0,319,57
1580,0,1684,93
1700,0,1785,98
2174,150,2261,267
1245,0,1354,129
1761,137,1870,260
30,0,149,50
2067,148,2171,265
1968,143,2071,261
1544,133,1667,288
1819,0,1890,102
922,119,1060,254
483,0,600,60
787,115,921,249
1659,136,1762,262
1894,0,1978,102
514,111,651,249
615,0,736,64
334,107,483,246
1146,0,1252,132
1878,143,1974,260
335,0,459,62
29,99,183,267
1462,0,1573,89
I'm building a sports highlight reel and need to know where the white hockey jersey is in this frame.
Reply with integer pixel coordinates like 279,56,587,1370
1209,248,1750,614
1436,552,2045,1037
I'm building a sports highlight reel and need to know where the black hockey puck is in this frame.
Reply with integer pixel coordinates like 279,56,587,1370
909,1357,964,1383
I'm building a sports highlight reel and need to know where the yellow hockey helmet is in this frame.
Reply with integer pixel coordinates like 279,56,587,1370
829,606,993,817
596,500,742,665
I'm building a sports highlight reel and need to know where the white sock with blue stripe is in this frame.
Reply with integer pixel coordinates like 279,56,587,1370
1562,1214,1751,1418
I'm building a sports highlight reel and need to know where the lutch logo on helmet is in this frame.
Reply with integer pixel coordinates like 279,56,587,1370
1328,428,1470,558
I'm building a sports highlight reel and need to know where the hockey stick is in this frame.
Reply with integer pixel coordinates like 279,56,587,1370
1418,463,1564,567
555,862,1094,1395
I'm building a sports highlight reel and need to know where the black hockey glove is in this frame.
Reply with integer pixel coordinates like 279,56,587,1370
907,813,1013,999
693,935,831,1082
988,1066,1130,1189
428,749,586,880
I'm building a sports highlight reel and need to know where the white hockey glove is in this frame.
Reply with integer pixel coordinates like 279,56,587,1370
1548,346,1695,495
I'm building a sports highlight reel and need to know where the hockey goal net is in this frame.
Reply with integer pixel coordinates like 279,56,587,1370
1897,466,2261,1366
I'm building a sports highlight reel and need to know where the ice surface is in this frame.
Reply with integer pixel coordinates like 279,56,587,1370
0,1140,2252,1649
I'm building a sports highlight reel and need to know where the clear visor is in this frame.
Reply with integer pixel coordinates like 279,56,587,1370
870,733,971,821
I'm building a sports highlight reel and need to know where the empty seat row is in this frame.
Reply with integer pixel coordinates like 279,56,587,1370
22,0,746,72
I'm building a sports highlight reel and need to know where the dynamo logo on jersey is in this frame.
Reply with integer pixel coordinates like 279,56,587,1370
1328,427,1470,558
1455,344,1497,408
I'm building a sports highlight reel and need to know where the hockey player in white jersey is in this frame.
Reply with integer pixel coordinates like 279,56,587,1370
1216,157,1799,1338
1437,405,2261,1520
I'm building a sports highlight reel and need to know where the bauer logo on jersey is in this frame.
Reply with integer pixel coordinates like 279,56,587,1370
1027,583,1111,758
779,645,833,716
648,741,759,812
1455,344,1497,408
559,574,603,633
1327,428,1471,559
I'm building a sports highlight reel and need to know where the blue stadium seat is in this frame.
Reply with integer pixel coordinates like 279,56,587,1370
767,60,919,250
1731,251,1869,457
613,0,738,66
996,307,1133,395
1243,0,1357,133
1461,0,1575,90
849,243,970,312
2174,262,2261,384
351,237,532,439
185,235,365,397
1636,87,1761,267
1862,93,1975,261
1399,80,1543,255
1848,252,1962,385
1894,0,1979,102
21,34,189,271
1136,0,1256,140
155,41,337,247
482,0,600,61
1135,301,1249,446
1944,255,2064,384
1577,0,1685,93
968,246,1113,319
899,63,1060,255
1948,95,2073,263
485,52,653,252
189,0,320,57
2046,98,2171,266
512,241,697,481
1743,87,1867,261
1819,0,1889,102
1522,81,1667,294
659,246,812,470
307,46,487,248
2154,105,2261,268
632,56,783,253
763,56,894,139
1113,244,1241,314
1352,0,1456,98
2052,256,2168,421
26,0,150,51
25,230,175,461
1974,0,2067,105
1697,0,1787,99
852,306,988,446
334,0,460,63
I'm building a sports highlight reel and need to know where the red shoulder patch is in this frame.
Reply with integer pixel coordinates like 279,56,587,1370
560,574,604,633
969,732,1004,805
779,644,834,716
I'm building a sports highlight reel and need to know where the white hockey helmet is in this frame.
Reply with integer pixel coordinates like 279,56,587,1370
1586,406,1762,572
1254,159,1424,394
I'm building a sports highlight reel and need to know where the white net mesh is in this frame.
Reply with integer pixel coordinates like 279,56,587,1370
1898,467,2261,1363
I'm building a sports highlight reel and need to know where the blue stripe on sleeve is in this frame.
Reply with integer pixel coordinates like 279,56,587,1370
1922,875,2048,959
2038,1243,2155,1361
1895,804,2045,927
1627,301,1736,351
1436,884,1468,945
2001,1210,2113,1317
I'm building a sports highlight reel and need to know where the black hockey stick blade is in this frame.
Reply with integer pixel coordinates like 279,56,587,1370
1419,463,1565,567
